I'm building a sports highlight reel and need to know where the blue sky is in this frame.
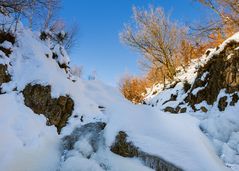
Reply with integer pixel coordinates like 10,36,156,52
60,0,208,86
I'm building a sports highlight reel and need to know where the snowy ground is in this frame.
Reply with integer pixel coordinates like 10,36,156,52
0,93,60,171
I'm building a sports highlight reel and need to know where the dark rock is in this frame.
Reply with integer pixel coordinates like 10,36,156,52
180,107,187,113
205,50,211,56
164,106,181,114
142,101,147,105
0,64,11,85
111,131,139,157
52,52,58,59
98,105,105,109
218,96,228,111
175,106,181,113
183,80,191,93
80,115,84,122
230,93,239,106
58,62,69,71
0,31,15,44
162,94,177,105
0,46,12,56
111,131,182,171
22,84,74,133
98,105,106,112
164,107,178,114
200,106,208,113
152,90,158,95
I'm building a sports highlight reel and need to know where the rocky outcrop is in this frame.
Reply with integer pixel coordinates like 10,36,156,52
230,93,239,106
0,31,15,56
23,84,74,133
164,106,187,114
0,64,11,85
0,31,15,44
111,131,182,171
184,40,239,111
218,96,228,111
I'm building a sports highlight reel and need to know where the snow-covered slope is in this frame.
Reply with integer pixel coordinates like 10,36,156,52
0,15,232,171
0,93,60,171
145,33,239,171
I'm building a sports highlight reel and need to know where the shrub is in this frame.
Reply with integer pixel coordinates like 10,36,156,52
119,75,149,104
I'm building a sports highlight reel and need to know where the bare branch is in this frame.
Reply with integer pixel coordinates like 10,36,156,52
120,6,187,80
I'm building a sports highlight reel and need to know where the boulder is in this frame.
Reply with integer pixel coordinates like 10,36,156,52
0,64,11,85
218,96,228,111
23,84,74,133
200,106,208,113
111,131,182,171
164,106,181,114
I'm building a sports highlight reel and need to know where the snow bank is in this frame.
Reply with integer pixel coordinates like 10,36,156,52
0,93,60,171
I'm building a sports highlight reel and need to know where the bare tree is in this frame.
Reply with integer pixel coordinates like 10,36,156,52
0,0,60,30
195,0,239,37
63,23,79,53
199,0,239,25
0,0,79,53
120,6,187,80
0,0,30,15
46,21,79,53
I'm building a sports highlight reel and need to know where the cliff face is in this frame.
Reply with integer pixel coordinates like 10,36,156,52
185,40,239,112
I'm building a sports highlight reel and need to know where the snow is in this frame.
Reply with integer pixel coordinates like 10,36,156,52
0,15,238,171
74,138,94,158
0,41,12,49
0,93,60,171
60,156,104,171
92,149,154,171
199,91,239,169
